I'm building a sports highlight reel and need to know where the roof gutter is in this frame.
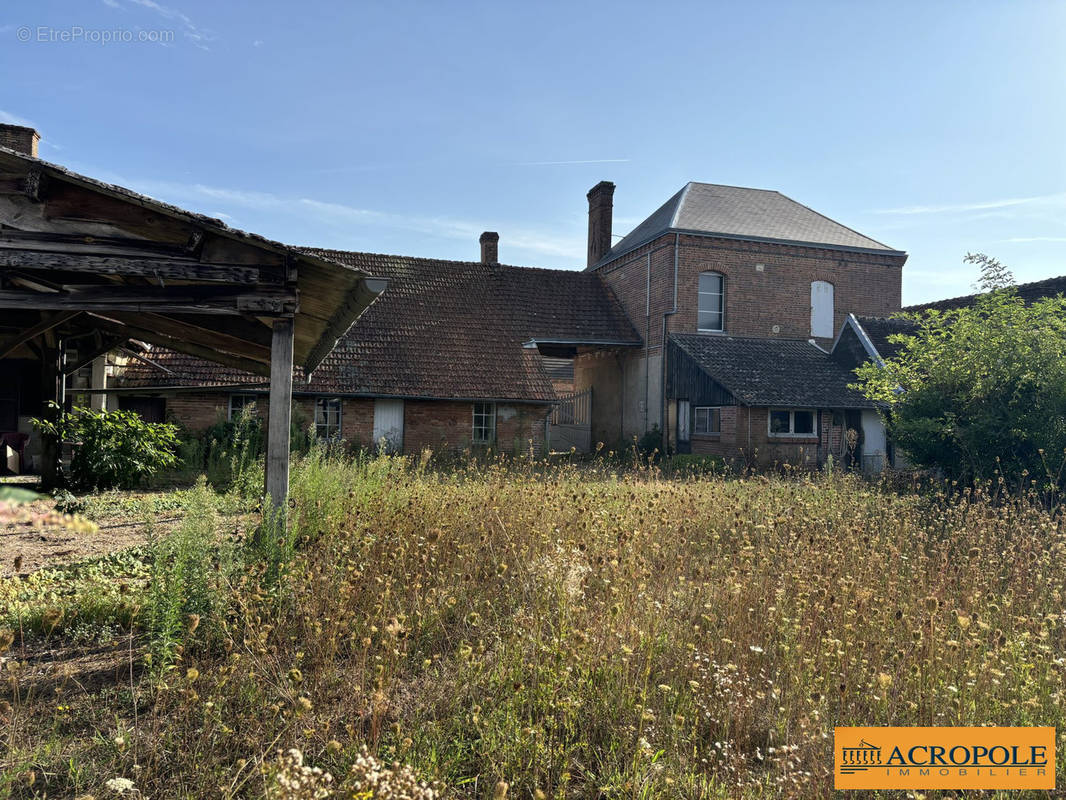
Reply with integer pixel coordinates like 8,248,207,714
594,227,906,270
660,233,680,453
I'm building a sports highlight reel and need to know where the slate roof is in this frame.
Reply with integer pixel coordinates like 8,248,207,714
905,274,1066,313
670,333,876,408
852,316,917,362
596,182,902,267
114,251,641,403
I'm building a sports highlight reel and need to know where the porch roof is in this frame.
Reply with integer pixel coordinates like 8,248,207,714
670,333,878,409
0,145,385,375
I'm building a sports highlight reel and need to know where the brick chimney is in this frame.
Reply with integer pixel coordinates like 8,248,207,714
587,180,615,267
0,124,40,157
480,231,499,265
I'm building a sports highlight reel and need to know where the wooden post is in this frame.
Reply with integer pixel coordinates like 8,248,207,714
264,316,294,515
39,332,62,490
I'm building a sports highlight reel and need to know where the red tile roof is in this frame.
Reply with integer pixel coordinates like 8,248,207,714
114,250,641,403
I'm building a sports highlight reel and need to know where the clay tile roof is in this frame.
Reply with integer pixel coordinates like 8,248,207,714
905,274,1066,313
115,250,641,402
670,333,876,408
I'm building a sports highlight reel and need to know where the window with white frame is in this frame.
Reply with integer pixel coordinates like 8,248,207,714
697,271,725,332
228,393,258,421
314,397,342,439
693,406,721,435
768,409,816,437
472,402,496,445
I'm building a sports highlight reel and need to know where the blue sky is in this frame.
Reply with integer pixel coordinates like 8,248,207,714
2,1,1064,304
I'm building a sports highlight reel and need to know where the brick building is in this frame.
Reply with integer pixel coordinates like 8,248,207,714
579,180,908,467
113,178,909,468
112,242,639,455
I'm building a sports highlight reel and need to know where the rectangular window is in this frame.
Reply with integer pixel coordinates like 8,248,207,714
698,272,724,332
228,393,257,421
472,402,496,445
314,397,343,439
693,406,721,435
768,409,817,437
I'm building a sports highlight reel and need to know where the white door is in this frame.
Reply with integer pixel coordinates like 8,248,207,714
373,399,404,452
860,409,887,473
677,399,691,443
810,281,835,338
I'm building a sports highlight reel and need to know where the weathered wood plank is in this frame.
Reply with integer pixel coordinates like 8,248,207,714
0,310,80,360
86,314,270,376
63,333,125,375
111,311,271,360
265,317,294,515
0,249,261,284
302,276,385,373
0,286,298,315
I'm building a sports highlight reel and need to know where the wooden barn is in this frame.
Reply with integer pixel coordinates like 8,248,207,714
0,124,385,506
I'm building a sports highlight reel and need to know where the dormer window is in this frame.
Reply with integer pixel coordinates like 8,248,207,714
698,272,724,332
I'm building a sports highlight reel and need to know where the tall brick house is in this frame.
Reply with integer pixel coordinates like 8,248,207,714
112,242,639,454
579,180,908,467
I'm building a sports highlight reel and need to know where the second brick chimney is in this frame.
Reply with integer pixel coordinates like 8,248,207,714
480,231,499,265
0,124,40,158
586,180,615,268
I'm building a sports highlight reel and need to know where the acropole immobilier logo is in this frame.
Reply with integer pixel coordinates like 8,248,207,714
835,727,1055,790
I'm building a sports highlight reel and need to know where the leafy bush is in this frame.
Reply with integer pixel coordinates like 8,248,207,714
856,253,1066,493
32,405,179,491
145,478,231,673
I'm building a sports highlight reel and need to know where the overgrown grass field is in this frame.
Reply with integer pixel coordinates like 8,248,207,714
2,453,1065,798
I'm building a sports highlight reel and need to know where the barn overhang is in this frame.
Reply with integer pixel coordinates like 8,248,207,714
0,135,385,505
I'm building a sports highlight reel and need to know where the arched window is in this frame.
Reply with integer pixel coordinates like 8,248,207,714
810,280,834,338
698,271,724,332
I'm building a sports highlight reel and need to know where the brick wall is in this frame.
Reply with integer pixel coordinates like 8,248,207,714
596,232,904,349
593,232,904,442
404,400,547,455
165,392,232,432
669,234,904,343
161,392,548,455
688,405,848,468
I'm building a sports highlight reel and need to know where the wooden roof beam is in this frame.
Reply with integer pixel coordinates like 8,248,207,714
0,284,298,315
87,314,269,376
0,249,262,284
0,310,80,360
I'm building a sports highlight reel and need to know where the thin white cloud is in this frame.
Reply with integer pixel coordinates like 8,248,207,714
93,175,583,263
873,192,1066,216
0,110,36,128
517,158,630,167
101,0,121,7
253,39,264,47
124,0,214,49
299,197,582,260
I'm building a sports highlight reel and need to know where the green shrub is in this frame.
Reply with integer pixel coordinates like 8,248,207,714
144,479,230,673
32,405,179,491
856,253,1066,494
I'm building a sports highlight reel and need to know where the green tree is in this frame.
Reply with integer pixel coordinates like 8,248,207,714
855,254,1066,490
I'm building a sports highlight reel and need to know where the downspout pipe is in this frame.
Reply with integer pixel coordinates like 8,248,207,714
660,233,680,453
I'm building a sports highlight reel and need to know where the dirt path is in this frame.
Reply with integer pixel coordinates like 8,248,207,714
0,499,182,577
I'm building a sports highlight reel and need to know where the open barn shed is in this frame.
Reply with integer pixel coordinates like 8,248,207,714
0,124,385,507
